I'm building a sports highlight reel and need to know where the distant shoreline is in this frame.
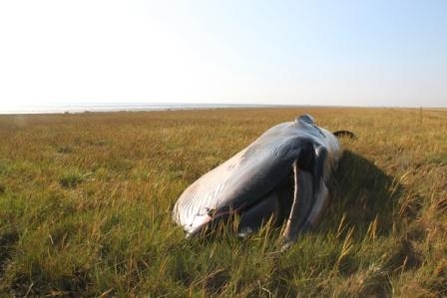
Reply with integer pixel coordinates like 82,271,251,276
0,103,324,115
0,103,444,115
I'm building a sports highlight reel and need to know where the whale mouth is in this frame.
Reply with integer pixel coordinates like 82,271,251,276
185,168,326,240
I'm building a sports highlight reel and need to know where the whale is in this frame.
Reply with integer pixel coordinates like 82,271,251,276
172,114,354,248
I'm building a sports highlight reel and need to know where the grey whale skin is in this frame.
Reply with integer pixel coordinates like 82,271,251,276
172,114,351,247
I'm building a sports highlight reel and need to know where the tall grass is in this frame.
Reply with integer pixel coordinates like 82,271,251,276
0,108,446,296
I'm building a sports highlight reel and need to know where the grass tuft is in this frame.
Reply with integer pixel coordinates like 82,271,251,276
59,171,89,188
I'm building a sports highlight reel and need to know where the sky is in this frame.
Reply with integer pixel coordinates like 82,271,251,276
1,0,446,111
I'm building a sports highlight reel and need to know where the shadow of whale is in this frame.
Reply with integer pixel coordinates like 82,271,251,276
327,150,404,239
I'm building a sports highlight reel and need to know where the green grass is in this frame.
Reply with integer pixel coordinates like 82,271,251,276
0,107,446,296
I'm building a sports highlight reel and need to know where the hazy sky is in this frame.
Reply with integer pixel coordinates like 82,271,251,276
1,0,446,110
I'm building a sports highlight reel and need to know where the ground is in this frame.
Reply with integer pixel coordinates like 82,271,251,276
0,107,446,296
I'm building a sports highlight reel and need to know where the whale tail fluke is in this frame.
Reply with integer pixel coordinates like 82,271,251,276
333,130,356,139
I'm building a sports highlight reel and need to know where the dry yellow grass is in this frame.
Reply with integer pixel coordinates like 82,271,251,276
0,107,446,296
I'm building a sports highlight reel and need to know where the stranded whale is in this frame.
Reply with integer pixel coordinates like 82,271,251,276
172,114,353,248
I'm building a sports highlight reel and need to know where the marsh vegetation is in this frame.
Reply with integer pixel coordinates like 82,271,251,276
0,108,446,296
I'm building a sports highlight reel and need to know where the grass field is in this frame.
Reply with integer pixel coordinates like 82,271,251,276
0,107,446,297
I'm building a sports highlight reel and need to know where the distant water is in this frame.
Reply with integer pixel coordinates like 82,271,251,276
0,102,278,115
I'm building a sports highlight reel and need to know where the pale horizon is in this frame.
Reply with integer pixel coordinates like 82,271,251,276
1,1,447,112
